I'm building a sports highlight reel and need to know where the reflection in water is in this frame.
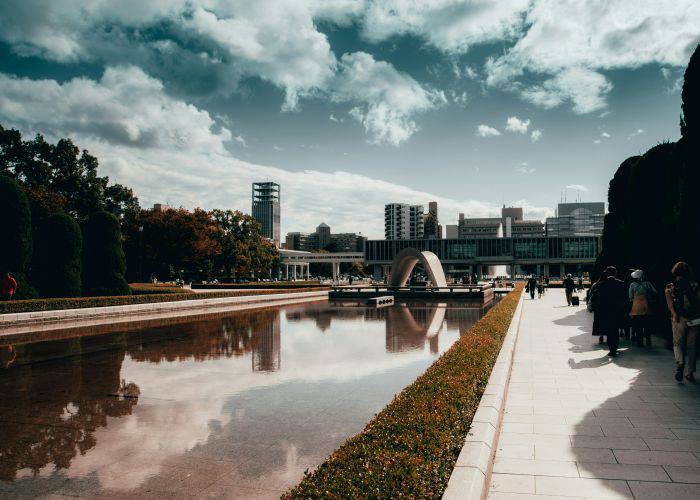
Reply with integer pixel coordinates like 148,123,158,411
0,300,495,497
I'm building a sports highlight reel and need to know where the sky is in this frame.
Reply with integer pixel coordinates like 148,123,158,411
0,1,698,239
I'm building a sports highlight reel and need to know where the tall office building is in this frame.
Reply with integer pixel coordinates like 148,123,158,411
546,202,605,237
385,203,424,240
423,201,440,239
252,182,281,246
316,222,331,249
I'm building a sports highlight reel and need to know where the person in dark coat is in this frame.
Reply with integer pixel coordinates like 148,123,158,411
563,274,576,305
526,275,537,299
591,266,627,357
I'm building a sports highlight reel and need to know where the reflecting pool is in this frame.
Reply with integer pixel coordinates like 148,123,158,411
0,299,495,498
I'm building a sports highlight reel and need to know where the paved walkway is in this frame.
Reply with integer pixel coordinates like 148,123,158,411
487,290,700,499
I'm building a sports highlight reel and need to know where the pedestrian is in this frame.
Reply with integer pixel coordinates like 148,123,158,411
665,261,700,382
527,275,537,299
578,276,584,291
628,269,657,347
0,271,17,301
563,273,575,306
537,277,544,298
593,266,627,357
588,275,605,344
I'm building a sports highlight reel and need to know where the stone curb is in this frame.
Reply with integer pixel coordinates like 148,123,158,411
442,289,525,500
0,290,329,332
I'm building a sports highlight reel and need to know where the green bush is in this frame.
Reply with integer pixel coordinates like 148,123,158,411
32,212,82,298
0,287,327,314
0,175,37,299
129,285,195,295
82,211,130,296
285,285,523,498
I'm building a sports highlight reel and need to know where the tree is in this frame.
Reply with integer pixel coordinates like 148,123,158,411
32,212,82,298
123,207,220,280
210,209,278,279
0,126,140,221
0,175,37,298
82,211,130,296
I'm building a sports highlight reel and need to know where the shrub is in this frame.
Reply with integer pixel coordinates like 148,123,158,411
82,211,130,296
285,285,523,498
0,175,37,299
0,287,327,314
32,212,82,298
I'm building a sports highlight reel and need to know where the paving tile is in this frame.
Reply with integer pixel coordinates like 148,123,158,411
534,476,633,498
663,465,700,483
488,473,535,494
534,423,603,436
643,438,700,452
577,462,670,481
496,443,535,460
535,445,616,463
613,449,700,466
493,457,579,477
627,480,699,500
571,436,649,450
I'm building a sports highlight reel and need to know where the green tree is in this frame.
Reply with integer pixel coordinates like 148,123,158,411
82,211,129,296
0,126,139,221
32,212,82,298
0,175,37,298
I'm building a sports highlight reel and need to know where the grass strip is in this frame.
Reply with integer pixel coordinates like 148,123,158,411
285,284,523,499
0,288,327,314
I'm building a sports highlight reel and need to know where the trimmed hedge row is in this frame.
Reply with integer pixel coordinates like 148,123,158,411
191,280,326,290
0,287,327,314
284,284,523,499
129,284,195,295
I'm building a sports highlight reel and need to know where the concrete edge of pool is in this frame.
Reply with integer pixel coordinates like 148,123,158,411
442,288,525,500
0,290,329,340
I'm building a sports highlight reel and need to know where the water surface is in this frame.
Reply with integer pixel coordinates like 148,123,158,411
0,299,494,498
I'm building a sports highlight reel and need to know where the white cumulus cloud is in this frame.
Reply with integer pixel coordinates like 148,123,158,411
530,129,542,142
476,124,501,137
566,184,589,192
505,116,531,133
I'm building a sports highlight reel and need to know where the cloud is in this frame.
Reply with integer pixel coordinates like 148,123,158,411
530,129,542,142
566,184,589,192
361,0,530,53
485,0,700,113
505,116,530,133
329,114,344,123
0,68,550,237
515,162,535,174
0,66,232,153
628,128,644,139
476,124,501,137
331,52,445,146
517,67,613,114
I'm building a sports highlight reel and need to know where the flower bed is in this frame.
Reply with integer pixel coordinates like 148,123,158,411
0,288,327,314
284,284,523,499
129,283,195,295
191,280,326,290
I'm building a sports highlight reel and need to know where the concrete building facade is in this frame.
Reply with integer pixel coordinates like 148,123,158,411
252,182,281,247
546,202,605,237
385,203,424,240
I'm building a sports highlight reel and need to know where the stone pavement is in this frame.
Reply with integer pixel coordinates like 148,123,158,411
487,289,700,500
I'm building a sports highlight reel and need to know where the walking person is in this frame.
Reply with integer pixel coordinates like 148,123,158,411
0,271,17,301
665,262,700,382
527,275,537,300
629,269,657,347
593,266,627,357
537,277,544,299
563,273,575,306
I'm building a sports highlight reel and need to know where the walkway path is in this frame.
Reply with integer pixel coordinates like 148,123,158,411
487,290,700,499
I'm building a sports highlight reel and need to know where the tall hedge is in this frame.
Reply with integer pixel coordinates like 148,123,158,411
32,212,82,298
82,210,130,296
0,175,37,299
597,43,700,285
